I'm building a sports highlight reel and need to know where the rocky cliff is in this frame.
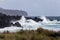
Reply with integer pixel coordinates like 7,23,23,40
0,8,28,16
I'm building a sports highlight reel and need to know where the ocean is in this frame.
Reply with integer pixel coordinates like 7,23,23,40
0,16,60,32
47,16,60,21
39,16,60,31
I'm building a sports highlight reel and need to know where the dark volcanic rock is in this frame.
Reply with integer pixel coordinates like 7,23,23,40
11,22,22,27
14,22,22,27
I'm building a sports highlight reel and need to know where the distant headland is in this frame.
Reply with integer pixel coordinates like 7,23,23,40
0,8,28,16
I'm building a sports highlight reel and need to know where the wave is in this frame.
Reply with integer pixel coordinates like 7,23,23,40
0,16,60,33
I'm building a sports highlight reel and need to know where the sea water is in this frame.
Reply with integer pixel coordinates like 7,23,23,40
0,16,60,33
38,16,60,31
41,24,60,31
23,16,60,31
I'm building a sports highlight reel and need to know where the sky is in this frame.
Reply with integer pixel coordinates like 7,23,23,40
0,0,60,16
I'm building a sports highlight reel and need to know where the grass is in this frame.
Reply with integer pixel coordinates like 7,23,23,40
0,28,60,40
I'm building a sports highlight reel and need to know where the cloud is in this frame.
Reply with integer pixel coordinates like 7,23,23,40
0,0,60,16
0,0,5,2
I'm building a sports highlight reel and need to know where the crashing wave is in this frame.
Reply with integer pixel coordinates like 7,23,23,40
40,16,49,23
40,16,60,25
0,16,60,33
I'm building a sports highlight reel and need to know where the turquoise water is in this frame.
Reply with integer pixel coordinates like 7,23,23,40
41,24,60,31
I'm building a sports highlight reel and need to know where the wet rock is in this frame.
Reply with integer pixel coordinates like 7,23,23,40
14,22,22,27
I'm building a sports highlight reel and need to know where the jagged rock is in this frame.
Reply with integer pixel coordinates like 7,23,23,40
14,22,22,27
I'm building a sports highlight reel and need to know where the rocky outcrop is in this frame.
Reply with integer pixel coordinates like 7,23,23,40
14,22,22,27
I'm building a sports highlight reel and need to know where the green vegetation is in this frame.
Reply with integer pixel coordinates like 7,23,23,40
0,28,60,40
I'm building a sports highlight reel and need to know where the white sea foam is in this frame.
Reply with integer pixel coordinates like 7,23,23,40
40,16,49,23
10,16,60,31
0,16,60,33
40,16,60,25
